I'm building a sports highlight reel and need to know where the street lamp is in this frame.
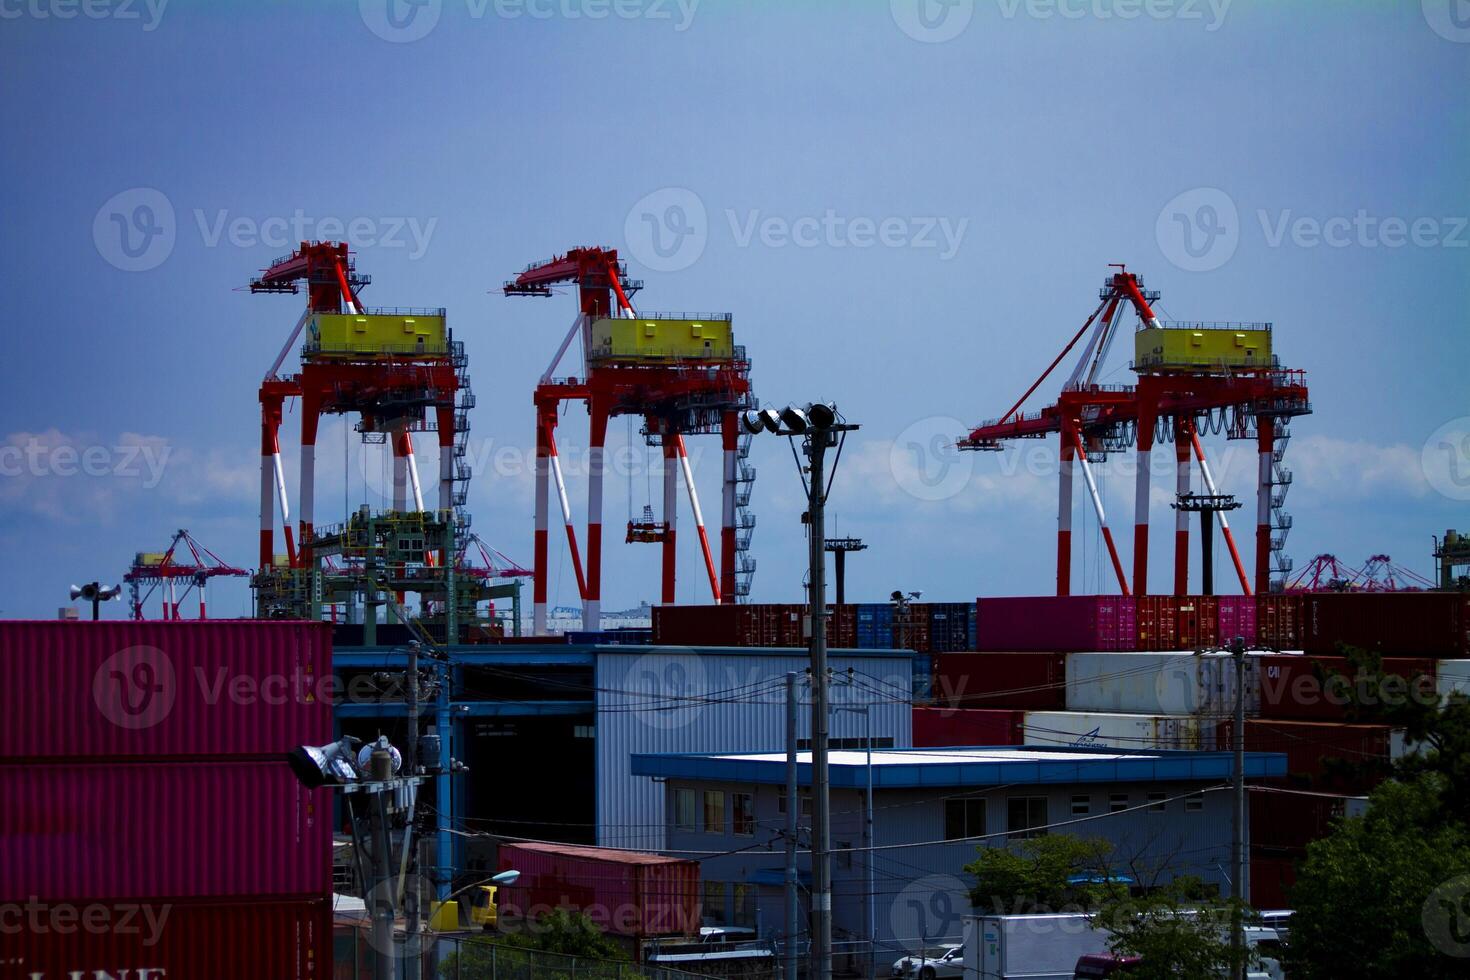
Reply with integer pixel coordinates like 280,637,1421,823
744,401,857,980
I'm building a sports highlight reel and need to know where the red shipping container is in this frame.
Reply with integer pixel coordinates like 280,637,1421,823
1218,719,1396,794
1299,592,1470,656
1257,594,1304,649
0,620,332,761
1135,596,1181,650
932,652,1068,710
497,842,700,938
0,760,331,902
1250,788,1348,851
976,596,1135,652
913,707,1024,747
1257,655,1438,722
3,898,330,980
651,605,743,646
1217,596,1258,648
1250,854,1297,911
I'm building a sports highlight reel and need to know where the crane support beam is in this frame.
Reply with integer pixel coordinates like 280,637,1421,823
676,434,721,604
1071,429,1131,596
1189,426,1252,596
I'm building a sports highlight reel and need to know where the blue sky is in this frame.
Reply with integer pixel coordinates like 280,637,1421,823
1,0,1467,618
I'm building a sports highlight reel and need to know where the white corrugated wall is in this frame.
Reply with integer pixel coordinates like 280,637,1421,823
594,648,915,851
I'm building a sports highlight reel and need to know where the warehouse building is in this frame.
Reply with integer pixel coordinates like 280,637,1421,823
631,746,1286,960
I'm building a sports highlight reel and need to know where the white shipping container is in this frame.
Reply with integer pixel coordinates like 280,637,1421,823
1438,660,1470,702
1065,652,1261,716
1022,710,1218,751
964,914,1112,980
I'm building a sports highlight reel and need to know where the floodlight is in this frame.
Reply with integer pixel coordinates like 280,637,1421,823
779,406,810,434
358,735,403,780
759,408,783,434
807,403,837,429
741,410,766,435
288,736,363,788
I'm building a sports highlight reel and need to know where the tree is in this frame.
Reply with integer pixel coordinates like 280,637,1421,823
439,909,629,980
1287,776,1470,980
1092,878,1248,980
964,834,1127,914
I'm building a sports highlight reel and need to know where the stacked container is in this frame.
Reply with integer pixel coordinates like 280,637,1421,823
912,707,1025,747
931,652,1068,711
976,596,1136,652
1,620,334,977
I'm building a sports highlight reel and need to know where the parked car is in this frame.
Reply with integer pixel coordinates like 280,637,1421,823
892,943,964,978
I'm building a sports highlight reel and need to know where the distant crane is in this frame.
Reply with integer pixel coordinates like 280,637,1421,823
504,246,756,633
961,265,1311,597
1286,553,1435,593
124,529,248,620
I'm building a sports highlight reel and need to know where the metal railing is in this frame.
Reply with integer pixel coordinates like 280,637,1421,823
597,310,733,322
432,936,714,980
1153,320,1273,331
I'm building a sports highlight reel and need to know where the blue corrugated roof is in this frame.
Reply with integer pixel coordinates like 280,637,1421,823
630,745,1287,788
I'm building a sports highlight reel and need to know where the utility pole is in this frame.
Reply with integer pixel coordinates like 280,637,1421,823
1230,633,1248,980
740,402,855,980
807,426,834,980
785,671,800,980
404,641,422,980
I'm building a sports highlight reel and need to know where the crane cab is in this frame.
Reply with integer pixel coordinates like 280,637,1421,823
588,314,735,363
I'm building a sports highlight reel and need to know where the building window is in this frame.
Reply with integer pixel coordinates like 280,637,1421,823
1071,795,1091,816
703,791,726,833
1147,792,1167,813
1109,793,1129,813
674,789,699,832
704,881,727,924
573,725,594,739
945,797,986,840
1186,793,1204,812
777,788,813,819
1007,796,1048,839
733,793,755,836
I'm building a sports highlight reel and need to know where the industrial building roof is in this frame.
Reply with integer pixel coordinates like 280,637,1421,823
631,745,1287,789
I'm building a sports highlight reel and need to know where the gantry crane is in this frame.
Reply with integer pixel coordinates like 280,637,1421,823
961,266,1311,597
1288,554,1435,593
504,246,757,633
124,529,249,620
250,242,484,642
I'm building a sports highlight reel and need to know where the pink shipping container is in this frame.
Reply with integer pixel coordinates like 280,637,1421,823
0,620,332,760
976,596,1136,652
5,898,331,980
1217,596,1258,648
913,707,1025,747
497,842,701,938
0,760,332,902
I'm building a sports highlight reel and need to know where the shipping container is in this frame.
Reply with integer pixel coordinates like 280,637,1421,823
1215,719,1398,795
496,842,700,938
977,596,1136,652
0,760,331,902
1250,788,1353,852
912,707,1025,747
927,602,976,653
1023,710,1217,751
1257,594,1304,650
1064,652,1261,716
932,652,1068,711
1217,596,1258,648
1256,655,1438,722
3,897,330,980
911,654,934,702
1249,855,1297,912
651,605,743,646
0,620,332,761
1298,592,1470,656
855,603,894,649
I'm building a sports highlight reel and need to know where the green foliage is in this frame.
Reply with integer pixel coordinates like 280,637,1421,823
1287,776,1470,980
964,835,1127,914
1092,878,1248,980
439,909,630,980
